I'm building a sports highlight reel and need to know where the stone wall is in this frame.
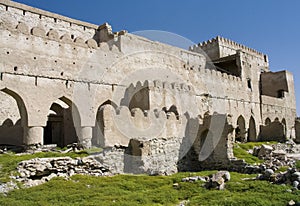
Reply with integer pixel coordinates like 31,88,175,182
0,0,297,173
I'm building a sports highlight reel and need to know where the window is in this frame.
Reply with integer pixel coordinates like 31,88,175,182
247,78,252,91
277,90,285,98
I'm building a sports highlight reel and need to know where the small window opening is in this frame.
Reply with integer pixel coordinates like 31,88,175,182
247,78,252,90
277,90,285,98
264,55,268,63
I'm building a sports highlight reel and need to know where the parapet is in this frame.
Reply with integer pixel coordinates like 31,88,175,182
0,0,127,49
190,36,268,62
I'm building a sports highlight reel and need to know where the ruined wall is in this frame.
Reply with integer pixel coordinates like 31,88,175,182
0,0,297,164
295,120,300,144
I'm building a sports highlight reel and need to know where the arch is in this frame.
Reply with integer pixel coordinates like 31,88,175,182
100,100,118,110
265,117,271,125
128,86,150,111
162,105,179,120
274,117,279,122
44,96,80,147
0,88,28,146
248,116,257,142
235,115,246,142
1,88,28,125
92,100,117,147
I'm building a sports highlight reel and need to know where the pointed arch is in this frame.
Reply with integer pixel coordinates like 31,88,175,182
265,117,271,125
1,88,28,125
44,96,80,147
248,116,257,142
0,88,28,145
235,115,246,142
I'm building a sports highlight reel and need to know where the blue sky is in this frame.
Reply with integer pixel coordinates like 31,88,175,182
14,0,300,114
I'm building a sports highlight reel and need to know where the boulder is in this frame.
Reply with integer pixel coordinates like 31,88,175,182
257,144,273,159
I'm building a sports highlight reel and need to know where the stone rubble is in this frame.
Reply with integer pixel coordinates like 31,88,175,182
15,156,112,188
181,171,230,190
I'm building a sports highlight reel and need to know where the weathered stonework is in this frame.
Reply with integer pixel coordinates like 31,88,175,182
0,0,298,174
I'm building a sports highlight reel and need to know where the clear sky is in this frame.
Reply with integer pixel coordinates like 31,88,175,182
13,0,300,114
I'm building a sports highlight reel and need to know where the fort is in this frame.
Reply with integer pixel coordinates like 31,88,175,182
0,0,298,173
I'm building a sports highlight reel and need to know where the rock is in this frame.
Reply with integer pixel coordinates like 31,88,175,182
15,156,112,188
264,169,274,177
292,181,299,189
205,171,230,190
288,200,295,206
257,144,273,158
252,146,260,156
291,172,300,182
173,183,180,189
272,150,287,161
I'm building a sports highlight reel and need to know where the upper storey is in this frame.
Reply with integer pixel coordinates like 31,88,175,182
190,36,270,73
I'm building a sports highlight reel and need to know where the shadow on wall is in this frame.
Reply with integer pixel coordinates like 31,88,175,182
0,118,23,146
177,113,234,172
120,112,234,174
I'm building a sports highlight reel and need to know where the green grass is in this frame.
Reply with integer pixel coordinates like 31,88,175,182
1,147,299,205
0,151,92,183
0,172,299,206
296,160,300,169
233,142,276,164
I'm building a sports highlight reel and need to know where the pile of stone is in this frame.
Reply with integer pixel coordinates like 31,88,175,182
257,168,300,190
15,156,112,188
181,171,230,190
252,144,296,170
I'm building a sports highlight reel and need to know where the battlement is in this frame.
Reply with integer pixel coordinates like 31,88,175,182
0,0,126,49
0,0,98,30
100,104,184,146
190,36,268,61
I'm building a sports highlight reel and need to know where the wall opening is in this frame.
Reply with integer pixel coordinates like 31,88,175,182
44,98,78,147
129,87,150,111
0,89,27,146
247,79,252,91
235,115,246,142
265,117,271,125
277,90,285,98
248,116,257,142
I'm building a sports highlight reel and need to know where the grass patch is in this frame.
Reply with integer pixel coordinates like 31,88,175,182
233,142,276,164
0,172,299,206
296,160,300,169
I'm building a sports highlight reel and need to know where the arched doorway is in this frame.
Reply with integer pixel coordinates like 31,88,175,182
248,116,257,142
44,97,79,147
0,88,27,146
235,115,246,142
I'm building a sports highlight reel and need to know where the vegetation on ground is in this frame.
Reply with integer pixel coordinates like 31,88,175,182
0,171,299,206
1,145,299,205
233,142,275,164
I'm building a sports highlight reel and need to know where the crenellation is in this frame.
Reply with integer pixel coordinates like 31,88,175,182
16,22,29,34
0,0,297,175
31,26,45,37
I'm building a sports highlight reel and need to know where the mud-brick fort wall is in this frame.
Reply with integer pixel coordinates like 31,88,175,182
0,0,297,153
